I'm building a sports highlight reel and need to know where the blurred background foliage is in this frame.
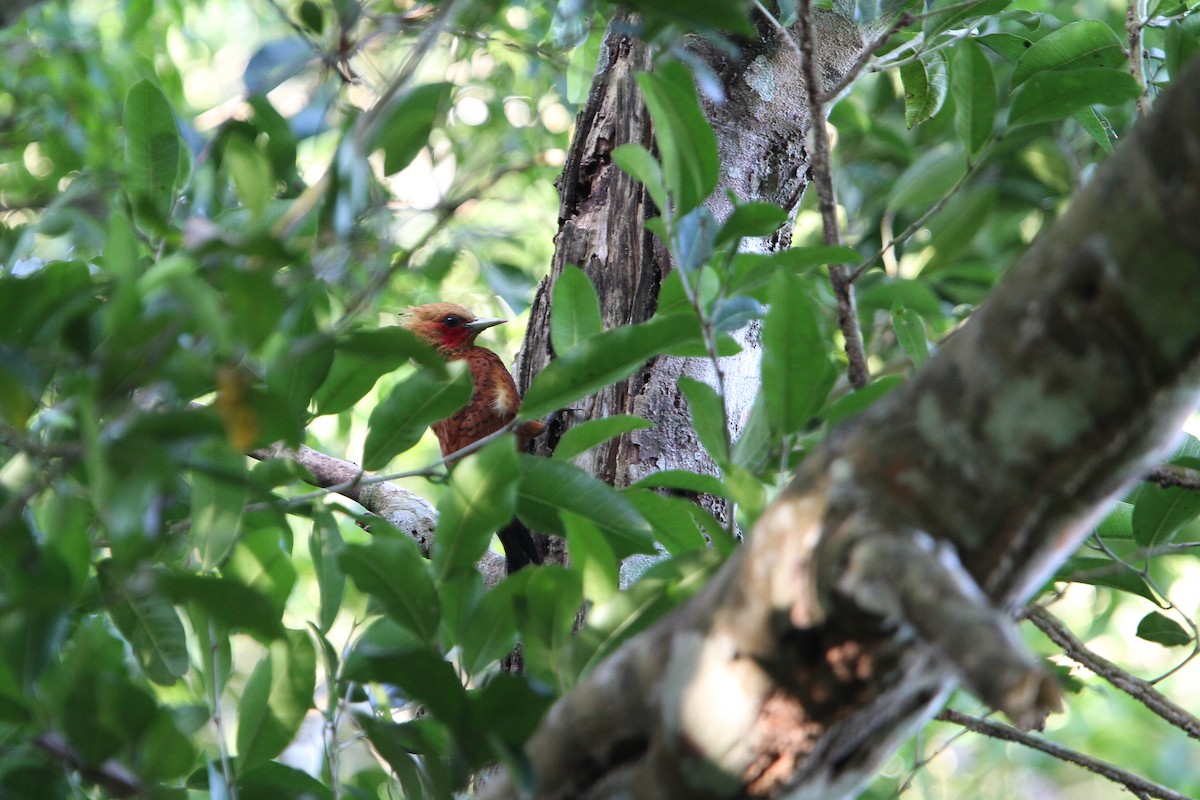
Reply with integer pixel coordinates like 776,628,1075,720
2,0,1199,798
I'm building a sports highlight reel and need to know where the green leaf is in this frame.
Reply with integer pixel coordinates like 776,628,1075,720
516,566,583,686
433,438,519,580
611,143,669,213
160,571,286,641
564,511,619,606
1136,612,1192,647
922,0,1010,39
624,489,710,554
1096,501,1133,540
1166,21,1200,81
310,509,345,633
1011,20,1126,88
1054,557,1159,604
900,52,948,129
887,142,966,212
459,583,519,676
1073,108,1116,154
521,313,703,420
570,551,720,679
338,538,440,642
553,414,655,462
677,376,728,467
631,469,731,498
636,62,719,214
98,563,188,686
238,762,333,800
345,645,468,727
375,83,450,175
190,440,248,570
951,41,997,156
515,455,654,558
123,79,181,223
267,332,335,418
552,265,604,353
728,245,861,296
762,272,834,435
223,134,273,219
362,361,473,470
1132,483,1200,547
824,375,904,426
1009,68,1140,127
891,303,930,366
314,326,439,416
224,527,297,613
976,33,1033,64
236,629,316,771
716,201,788,246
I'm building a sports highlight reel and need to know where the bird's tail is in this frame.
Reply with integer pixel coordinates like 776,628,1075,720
498,517,545,572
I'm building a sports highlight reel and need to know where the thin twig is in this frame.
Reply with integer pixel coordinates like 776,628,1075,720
818,12,916,104
794,0,869,388
1127,0,1149,118
1025,606,1200,741
210,619,237,800
937,709,1192,800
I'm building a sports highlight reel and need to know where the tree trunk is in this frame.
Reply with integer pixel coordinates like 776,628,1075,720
512,11,864,563
488,15,1200,800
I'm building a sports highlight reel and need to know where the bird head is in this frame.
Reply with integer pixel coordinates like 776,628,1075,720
400,302,507,357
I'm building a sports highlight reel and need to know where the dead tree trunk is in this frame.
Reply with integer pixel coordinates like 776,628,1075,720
490,16,1200,800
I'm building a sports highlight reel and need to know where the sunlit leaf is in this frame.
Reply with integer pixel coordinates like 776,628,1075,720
362,361,472,470
553,415,655,462
551,264,604,353
236,629,315,771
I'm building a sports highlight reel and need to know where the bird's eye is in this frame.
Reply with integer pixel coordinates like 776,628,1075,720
442,315,464,328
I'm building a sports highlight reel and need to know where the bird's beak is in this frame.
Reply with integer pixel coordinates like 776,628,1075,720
465,317,506,331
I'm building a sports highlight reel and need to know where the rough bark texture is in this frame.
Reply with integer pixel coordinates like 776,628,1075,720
483,32,1200,800
511,11,864,561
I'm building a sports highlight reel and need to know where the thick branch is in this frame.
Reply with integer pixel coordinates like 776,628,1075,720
484,54,1200,800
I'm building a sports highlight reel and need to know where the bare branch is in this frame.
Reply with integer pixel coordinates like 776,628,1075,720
1025,606,1200,740
937,709,1192,800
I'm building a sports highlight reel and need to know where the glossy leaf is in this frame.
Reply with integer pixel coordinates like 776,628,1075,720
459,583,519,677
362,361,472,470
716,201,788,245
515,455,655,558
553,414,655,461
672,205,717,273
1136,612,1192,647
636,62,719,214
624,489,710,554
762,271,834,435
1011,20,1125,87
1009,68,1140,127
899,52,948,129
160,571,285,641
310,509,345,633
611,143,668,213
551,264,604,354
314,326,438,415
433,438,519,580
977,32,1033,63
678,376,728,467
236,629,316,771
338,537,440,641
123,80,181,222
375,83,450,175
1054,557,1159,604
951,41,997,156
224,527,297,613
98,563,188,686
521,313,703,420
190,440,248,570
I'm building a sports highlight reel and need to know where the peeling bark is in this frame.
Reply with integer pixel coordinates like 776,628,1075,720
485,41,1200,800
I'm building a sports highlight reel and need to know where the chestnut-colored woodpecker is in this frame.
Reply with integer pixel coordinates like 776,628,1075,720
402,302,545,570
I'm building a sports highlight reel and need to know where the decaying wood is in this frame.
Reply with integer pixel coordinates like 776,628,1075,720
483,29,1200,800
